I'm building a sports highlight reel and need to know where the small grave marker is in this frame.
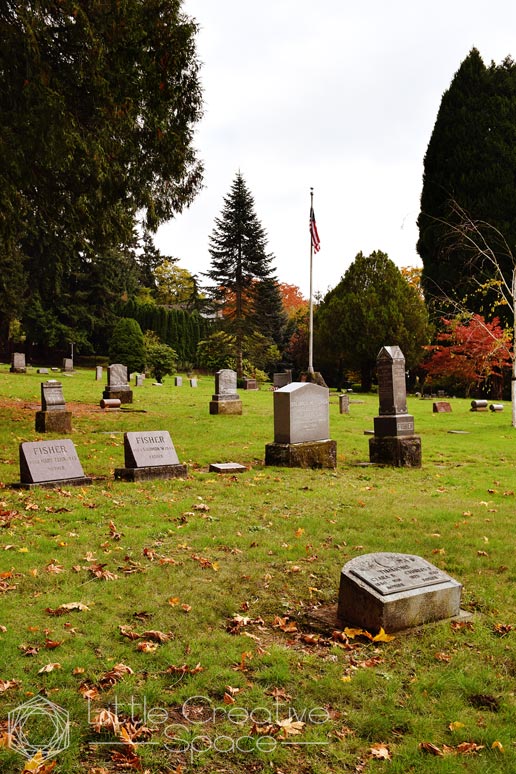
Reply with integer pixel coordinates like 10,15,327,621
114,430,187,481
95,366,103,381
175,376,183,387
339,394,350,414
190,377,198,387
209,462,247,474
15,439,91,488
337,552,462,632
433,401,452,413
62,358,73,372
470,399,488,412
489,403,504,412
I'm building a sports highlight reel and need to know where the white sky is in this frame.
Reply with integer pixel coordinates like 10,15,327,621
155,0,516,298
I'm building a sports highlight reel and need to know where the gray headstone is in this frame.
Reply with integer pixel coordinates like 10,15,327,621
135,374,144,387
338,552,462,632
37,368,49,375
215,369,237,396
19,440,87,484
10,352,26,372
123,431,180,468
373,346,415,437
190,378,198,388
108,363,129,390
41,381,66,412
95,366,103,381
273,382,329,444
175,377,183,387
273,372,292,389
62,358,73,372
339,394,350,414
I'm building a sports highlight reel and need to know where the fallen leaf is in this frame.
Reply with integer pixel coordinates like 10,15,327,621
419,741,444,756
369,743,391,760
373,627,395,642
435,651,451,662
448,721,465,731
491,740,504,752
0,678,20,692
137,641,158,653
38,663,61,673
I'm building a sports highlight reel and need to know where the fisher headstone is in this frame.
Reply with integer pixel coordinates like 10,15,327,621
15,439,91,488
209,369,242,415
337,552,462,632
35,380,72,433
114,430,187,481
339,394,350,414
10,352,26,373
369,346,421,467
102,363,133,404
265,382,336,468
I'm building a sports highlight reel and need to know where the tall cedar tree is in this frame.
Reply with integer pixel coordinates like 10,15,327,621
316,251,430,390
206,173,275,377
0,1,203,351
417,48,516,320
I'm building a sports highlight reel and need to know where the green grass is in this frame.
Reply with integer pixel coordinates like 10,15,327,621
1,366,516,773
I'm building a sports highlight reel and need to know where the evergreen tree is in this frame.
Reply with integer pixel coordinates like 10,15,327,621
206,172,275,377
316,251,431,390
251,278,288,353
108,318,145,374
417,48,516,318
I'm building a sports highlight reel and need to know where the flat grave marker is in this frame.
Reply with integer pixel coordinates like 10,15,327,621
115,430,187,481
16,439,91,488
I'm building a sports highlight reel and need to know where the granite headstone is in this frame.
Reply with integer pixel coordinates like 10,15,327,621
209,369,242,415
10,352,26,373
103,363,133,404
35,381,72,433
16,439,91,488
114,430,187,481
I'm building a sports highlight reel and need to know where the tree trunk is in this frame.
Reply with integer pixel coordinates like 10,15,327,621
361,363,373,392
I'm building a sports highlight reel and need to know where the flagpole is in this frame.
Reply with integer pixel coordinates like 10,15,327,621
308,187,315,375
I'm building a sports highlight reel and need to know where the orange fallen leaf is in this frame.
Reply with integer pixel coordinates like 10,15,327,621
419,741,444,756
369,742,391,760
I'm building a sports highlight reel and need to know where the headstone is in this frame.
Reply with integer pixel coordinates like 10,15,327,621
102,363,133,404
51,367,59,372
35,381,72,433
470,399,488,412
95,366,103,381
15,439,91,488
62,358,73,372
37,368,49,375
337,552,462,632
114,430,187,482
10,352,26,373
175,376,183,387
135,374,144,387
209,462,247,474
369,346,421,467
265,382,336,468
433,401,452,413
489,403,504,412
243,378,259,390
273,371,292,389
209,369,242,415
190,378,198,388
339,394,350,414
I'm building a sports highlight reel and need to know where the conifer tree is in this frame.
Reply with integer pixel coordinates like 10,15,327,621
206,172,275,376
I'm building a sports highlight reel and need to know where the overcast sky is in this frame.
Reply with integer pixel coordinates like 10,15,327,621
155,0,516,298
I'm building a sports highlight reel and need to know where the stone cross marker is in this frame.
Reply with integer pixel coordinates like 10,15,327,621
338,552,462,632
18,439,91,487
115,430,187,481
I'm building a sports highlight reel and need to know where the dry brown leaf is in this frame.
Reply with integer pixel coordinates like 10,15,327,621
137,641,158,653
419,741,444,756
369,743,391,760
435,651,452,662
38,663,61,674
0,678,20,692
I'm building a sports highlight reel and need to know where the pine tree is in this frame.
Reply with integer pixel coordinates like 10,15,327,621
251,278,288,352
417,48,516,318
206,172,275,377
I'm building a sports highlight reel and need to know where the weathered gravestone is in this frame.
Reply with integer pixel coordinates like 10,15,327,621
37,368,49,375
35,381,72,433
339,394,350,414
273,371,292,389
337,552,462,632
62,358,73,372
265,382,336,468
114,430,187,481
470,399,488,412
209,369,242,415
175,376,183,387
369,346,421,467
95,366,103,381
15,439,91,488
103,364,133,404
243,378,259,390
10,352,26,373
190,378,198,388
433,401,452,413
135,374,144,387
209,462,247,474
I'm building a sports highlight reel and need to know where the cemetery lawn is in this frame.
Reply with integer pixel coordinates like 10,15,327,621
1,366,516,774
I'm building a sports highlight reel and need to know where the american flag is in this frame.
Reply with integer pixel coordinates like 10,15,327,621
310,206,320,253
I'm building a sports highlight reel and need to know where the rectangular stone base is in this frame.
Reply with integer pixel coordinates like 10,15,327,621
13,477,92,489
35,411,72,433
114,464,188,481
369,435,421,467
103,389,133,404
209,462,247,473
209,400,243,415
265,440,336,469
